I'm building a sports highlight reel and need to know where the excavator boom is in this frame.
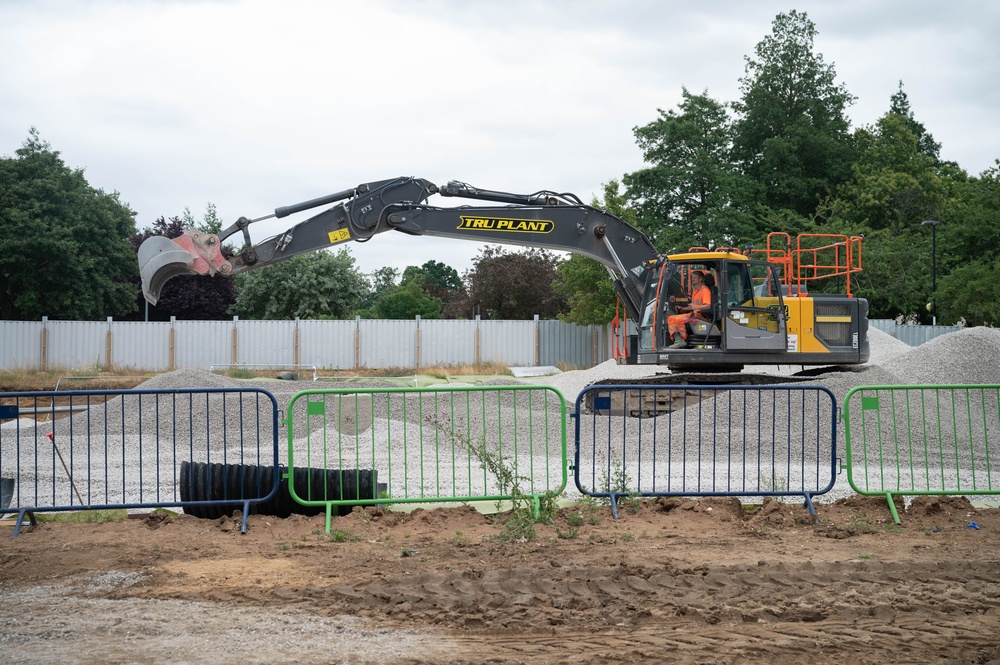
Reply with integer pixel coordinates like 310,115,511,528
137,176,869,371
138,176,656,320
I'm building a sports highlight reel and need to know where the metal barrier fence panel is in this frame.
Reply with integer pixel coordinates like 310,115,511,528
0,388,279,535
843,384,1000,523
575,385,838,517
285,386,568,532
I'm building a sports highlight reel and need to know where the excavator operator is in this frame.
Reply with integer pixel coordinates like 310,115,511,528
667,270,712,348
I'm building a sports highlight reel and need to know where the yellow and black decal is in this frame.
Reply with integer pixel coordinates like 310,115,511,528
328,228,351,244
457,216,554,233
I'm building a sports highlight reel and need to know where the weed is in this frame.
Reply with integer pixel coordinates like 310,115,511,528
621,531,636,542
566,511,585,527
280,542,291,551
846,514,878,533
557,528,579,540
857,552,878,559
575,495,602,525
604,460,640,513
450,531,469,546
883,523,905,534
431,417,557,543
225,365,257,380
329,529,360,543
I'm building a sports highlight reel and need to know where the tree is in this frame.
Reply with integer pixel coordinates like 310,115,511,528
130,216,237,321
814,111,954,319
0,128,139,320
936,256,1000,326
824,113,944,234
360,266,400,310
401,260,466,318
462,245,567,320
182,202,224,234
732,11,856,218
889,81,942,162
624,88,756,252
554,181,632,325
232,248,367,319
365,280,442,319
932,162,1000,324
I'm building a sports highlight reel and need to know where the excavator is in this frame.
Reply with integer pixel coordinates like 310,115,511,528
138,176,869,373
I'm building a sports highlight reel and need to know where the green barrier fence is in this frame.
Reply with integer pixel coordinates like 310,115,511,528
285,385,568,532
843,384,1000,523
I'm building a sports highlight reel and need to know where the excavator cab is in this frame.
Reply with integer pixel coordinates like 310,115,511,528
635,253,788,368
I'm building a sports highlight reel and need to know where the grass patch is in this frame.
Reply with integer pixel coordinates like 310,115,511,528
0,368,153,392
35,509,129,524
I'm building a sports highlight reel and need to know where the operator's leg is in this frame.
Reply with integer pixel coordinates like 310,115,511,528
666,314,691,348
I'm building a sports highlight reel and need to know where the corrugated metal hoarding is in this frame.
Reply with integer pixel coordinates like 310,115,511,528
5,316,957,372
420,319,477,366
46,321,107,369
110,321,171,370
868,320,962,347
480,319,534,367
234,320,296,366
1,321,41,369
359,319,414,369
173,320,234,369
298,319,356,369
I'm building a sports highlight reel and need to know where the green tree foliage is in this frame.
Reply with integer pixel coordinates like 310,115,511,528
0,129,139,320
182,202,223,234
232,249,367,319
936,256,1000,326
554,181,631,325
933,163,1000,325
732,10,856,218
130,216,237,321
401,260,466,318
824,113,945,233
625,89,756,252
816,110,953,319
365,280,442,319
889,82,942,162
360,266,399,310
463,245,567,320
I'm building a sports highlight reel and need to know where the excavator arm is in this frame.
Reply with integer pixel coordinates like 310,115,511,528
138,176,659,321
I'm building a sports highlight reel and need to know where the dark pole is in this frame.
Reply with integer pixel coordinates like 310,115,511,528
922,220,940,325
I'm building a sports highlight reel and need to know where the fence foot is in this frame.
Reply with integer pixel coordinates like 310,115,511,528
609,493,619,520
240,501,250,534
12,510,36,537
885,492,902,524
802,494,818,523
325,504,334,535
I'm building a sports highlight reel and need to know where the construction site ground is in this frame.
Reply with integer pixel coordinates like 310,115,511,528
3,495,1000,664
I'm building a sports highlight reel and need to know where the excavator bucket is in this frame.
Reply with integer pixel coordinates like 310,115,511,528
138,231,230,305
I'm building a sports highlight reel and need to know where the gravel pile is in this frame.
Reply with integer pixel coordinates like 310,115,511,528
3,326,997,513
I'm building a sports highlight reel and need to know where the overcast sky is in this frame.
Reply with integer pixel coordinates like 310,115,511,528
2,0,997,280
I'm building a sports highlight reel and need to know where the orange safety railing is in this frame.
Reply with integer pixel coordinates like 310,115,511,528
751,232,862,297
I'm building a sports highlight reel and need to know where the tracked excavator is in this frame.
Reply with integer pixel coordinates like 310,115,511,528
138,176,869,373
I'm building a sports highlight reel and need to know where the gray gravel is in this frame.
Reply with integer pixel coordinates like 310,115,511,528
2,326,998,512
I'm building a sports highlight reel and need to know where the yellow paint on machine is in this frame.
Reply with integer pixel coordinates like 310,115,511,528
786,297,831,353
328,228,351,244
457,216,554,233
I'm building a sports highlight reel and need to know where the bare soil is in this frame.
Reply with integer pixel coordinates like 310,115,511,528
2,495,1000,665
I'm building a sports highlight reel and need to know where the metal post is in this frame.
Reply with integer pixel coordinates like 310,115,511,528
922,220,940,326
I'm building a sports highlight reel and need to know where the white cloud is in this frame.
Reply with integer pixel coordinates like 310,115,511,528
2,0,997,279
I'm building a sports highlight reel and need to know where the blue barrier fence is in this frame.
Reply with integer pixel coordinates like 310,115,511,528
0,388,279,535
574,385,838,517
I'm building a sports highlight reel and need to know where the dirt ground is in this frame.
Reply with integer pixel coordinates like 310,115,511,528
2,495,1000,665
